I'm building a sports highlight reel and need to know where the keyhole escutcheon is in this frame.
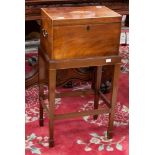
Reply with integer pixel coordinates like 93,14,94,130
86,25,90,31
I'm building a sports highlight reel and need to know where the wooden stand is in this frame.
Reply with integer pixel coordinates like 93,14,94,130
39,47,121,147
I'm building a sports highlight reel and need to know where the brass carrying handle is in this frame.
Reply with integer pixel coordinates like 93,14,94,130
42,29,48,38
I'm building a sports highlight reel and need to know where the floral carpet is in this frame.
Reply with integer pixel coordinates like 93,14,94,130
25,44,129,154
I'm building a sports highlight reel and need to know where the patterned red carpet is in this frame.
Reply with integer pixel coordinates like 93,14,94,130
25,45,129,155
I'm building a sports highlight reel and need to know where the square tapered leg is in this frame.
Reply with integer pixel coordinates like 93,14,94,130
48,69,56,147
93,66,102,120
39,51,44,127
107,64,120,139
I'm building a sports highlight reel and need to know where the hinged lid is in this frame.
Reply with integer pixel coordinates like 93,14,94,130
41,6,122,26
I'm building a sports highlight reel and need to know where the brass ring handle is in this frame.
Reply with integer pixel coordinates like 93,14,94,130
42,29,48,38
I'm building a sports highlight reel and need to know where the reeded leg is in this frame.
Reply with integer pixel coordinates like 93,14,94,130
93,66,102,120
107,64,120,139
48,69,56,147
38,50,44,127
